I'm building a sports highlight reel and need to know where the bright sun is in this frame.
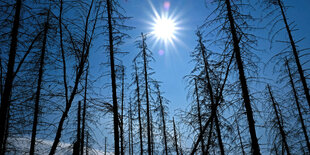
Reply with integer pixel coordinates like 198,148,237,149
152,17,176,41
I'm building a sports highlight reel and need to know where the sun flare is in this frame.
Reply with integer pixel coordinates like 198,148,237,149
152,17,176,41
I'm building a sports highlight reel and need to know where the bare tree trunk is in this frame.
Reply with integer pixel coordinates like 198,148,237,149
267,85,291,155
141,33,152,155
205,118,214,154
224,0,261,154
134,61,144,155
277,0,310,109
29,9,50,155
73,101,82,155
86,132,89,155
81,67,88,155
150,110,154,155
128,101,133,155
0,0,22,152
120,67,125,155
286,61,310,152
106,0,120,154
236,117,246,155
194,79,205,154
156,84,168,155
105,137,107,155
173,118,179,155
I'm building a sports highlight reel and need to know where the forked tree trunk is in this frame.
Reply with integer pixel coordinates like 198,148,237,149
30,9,50,155
267,85,291,155
286,61,310,152
0,0,22,152
224,0,261,154
277,0,310,109
106,0,120,154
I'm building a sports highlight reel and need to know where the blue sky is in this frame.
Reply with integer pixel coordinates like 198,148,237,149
115,0,310,115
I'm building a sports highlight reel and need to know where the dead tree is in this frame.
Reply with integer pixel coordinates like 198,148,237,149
285,60,310,152
224,0,261,153
267,85,291,155
134,60,144,155
154,82,169,155
106,0,120,153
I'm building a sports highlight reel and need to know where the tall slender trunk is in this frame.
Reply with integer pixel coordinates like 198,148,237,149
156,85,168,155
267,85,291,155
0,0,22,152
104,137,107,155
128,101,133,155
173,118,179,155
30,10,50,155
236,117,246,155
134,61,144,155
73,101,82,155
224,0,261,154
198,34,224,155
81,68,88,155
205,118,214,154
150,110,154,155
286,61,310,152
86,132,89,155
277,0,310,109
194,79,205,154
120,67,125,155
106,0,120,154
141,33,152,155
